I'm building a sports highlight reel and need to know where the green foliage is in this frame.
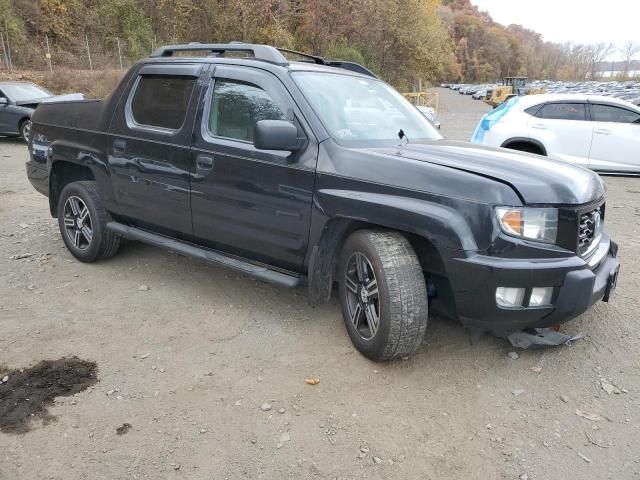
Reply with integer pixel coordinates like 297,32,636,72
326,41,365,65
0,0,26,41
91,0,153,61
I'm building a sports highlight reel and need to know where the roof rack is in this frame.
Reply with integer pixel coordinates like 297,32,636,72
150,42,378,79
150,42,289,65
277,48,378,79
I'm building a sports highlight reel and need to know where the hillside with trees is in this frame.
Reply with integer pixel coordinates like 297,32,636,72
0,0,637,89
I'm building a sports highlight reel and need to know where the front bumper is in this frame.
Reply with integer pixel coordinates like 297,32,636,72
448,234,619,334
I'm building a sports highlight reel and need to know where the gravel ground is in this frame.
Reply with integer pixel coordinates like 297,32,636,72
433,87,491,141
1,88,639,480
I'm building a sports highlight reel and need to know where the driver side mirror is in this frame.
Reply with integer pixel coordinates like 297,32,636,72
0,97,7,105
253,120,301,151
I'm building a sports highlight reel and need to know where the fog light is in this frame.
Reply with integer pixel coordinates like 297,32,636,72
496,287,525,308
529,287,553,306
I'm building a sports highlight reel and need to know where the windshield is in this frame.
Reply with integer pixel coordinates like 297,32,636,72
292,72,441,146
1,84,52,102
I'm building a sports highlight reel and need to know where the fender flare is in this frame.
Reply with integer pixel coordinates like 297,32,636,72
307,190,478,305
47,139,104,215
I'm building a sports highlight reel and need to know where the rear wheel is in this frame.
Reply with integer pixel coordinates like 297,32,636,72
57,181,120,262
338,230,428,361
20,119,31,143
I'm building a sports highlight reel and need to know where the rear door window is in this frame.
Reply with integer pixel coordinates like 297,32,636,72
591,104,640,124
130,75,196,130
536,103,586,121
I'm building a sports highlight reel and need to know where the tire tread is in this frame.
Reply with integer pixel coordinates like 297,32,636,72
341,230,428,361
58,181,120,262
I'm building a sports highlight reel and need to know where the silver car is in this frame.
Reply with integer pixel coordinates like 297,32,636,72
416,105,441,129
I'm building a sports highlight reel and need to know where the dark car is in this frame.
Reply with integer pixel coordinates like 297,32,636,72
25,43,620,361
0,81,83,142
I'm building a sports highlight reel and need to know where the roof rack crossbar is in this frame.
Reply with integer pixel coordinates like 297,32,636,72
277,48,378,79
150,42,289,65
276,48,326,65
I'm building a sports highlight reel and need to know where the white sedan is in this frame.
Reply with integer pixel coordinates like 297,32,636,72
471,94,640,173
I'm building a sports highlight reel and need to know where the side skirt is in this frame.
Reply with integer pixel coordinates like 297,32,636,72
106,222,302,289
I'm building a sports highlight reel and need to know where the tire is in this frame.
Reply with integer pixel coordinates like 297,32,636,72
338,230,428,361
57,181,120,262
19,119,31,143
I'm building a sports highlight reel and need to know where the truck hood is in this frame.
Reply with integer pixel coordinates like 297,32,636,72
16,93,84,109
367,140,604,205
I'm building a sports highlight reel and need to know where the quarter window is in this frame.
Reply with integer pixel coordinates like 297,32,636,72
130,75,196,130
208,79,286,142
591,104,640,124
536,103,586,121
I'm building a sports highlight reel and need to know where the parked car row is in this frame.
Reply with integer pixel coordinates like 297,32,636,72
443,80,640,107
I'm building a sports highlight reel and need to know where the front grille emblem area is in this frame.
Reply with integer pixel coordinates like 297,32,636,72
578,207,603,256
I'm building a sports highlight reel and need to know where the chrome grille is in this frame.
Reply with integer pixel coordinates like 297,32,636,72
578,207,603,255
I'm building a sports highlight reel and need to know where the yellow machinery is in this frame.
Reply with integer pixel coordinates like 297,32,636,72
483,77,544,108
402,91,439,111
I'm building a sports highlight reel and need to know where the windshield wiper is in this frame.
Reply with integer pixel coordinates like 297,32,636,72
398,129,410,144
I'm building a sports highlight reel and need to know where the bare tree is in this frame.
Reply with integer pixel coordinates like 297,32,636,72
620,40,640,79
588,42,614,80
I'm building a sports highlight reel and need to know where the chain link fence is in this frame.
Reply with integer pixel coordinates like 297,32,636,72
0,33,154,73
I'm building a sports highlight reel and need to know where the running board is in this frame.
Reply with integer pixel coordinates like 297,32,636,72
106,222,301,289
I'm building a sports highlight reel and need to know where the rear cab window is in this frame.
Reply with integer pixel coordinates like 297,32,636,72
129,75,196,131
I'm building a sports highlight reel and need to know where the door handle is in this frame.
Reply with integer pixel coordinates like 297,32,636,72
594,128,611,135
113,139,127,154
196,154,214,170
531,123,547,130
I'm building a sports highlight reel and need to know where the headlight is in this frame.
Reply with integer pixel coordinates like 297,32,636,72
495,207,558,243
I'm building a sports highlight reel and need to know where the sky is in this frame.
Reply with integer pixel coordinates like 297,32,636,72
471,0,639,59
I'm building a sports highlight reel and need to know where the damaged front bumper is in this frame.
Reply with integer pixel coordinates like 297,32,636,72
448,233,619,335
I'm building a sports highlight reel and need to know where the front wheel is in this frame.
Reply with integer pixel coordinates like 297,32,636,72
338,230,428,361
20,119,31,143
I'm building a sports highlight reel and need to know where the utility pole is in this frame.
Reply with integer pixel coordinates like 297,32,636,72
0,32,6,70
116,37,123,69
4,20,13,73
45,34,53,72
85,35,92,70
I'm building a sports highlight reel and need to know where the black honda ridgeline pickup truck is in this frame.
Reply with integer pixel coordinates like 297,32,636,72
26,43,620,361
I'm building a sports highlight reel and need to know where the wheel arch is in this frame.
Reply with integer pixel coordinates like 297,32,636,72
18,116,31,128
307,192,476,306
501,137,547,156
49,160,96,217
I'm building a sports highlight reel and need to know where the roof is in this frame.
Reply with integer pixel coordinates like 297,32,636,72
516,93,640,111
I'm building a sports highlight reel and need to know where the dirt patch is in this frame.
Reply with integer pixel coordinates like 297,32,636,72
0,357,98,434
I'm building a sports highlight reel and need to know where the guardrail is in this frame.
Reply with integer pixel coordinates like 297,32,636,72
402,91,439,111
